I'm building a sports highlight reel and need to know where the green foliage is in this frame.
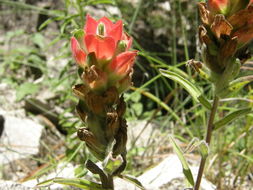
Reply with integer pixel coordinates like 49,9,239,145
16,82,39,101
36,177,106,189
1,0,253,189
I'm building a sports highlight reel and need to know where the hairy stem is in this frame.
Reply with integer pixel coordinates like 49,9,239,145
194,96,220,190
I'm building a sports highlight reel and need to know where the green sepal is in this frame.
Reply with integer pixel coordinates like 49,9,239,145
72,29,85,40
214,58,241,98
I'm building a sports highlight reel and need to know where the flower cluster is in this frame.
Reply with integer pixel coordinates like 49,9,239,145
70,15,137,162
198,0,253,96
71,15,137,93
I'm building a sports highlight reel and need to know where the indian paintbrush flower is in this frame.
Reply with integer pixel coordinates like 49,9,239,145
70,14,137,175
71,15,137,92
198,0,253,97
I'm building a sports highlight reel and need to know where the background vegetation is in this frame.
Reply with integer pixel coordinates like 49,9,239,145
0,0,253,189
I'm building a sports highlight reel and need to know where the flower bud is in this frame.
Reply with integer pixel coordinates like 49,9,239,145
115,40,127,55
97,22,106,36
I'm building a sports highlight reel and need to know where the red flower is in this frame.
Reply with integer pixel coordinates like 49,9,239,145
71,15,134,67
71,14,137,91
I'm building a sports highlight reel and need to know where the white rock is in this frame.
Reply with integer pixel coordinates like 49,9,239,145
138,154,216,190
127,120,159,149
23,162,77,189
0,180,32,190
158,1,171,12
0,112,43,164
114,177,139,190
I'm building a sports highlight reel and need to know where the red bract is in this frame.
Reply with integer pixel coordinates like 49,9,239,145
71,37,86,66
110,51,138,76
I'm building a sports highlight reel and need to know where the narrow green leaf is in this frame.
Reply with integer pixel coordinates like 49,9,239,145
169,135,194,187
228,75,253,94
37,177,107,190
36,178,54,187
160,69,211,109
86,0,115,5
198,95,211,110
137,89,184,125
119,174,145,190
229,150,253,163
214,108,252,130
38,18,54,31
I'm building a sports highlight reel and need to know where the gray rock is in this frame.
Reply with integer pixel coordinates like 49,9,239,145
138,154,216,190
127,120,160,149
0,110,43,164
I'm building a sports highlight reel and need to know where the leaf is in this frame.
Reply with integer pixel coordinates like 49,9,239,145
136,89,183,125
119,174,145,190
32,33,45,48
214,108,252,130
103,155,123,175
132,103,143,116
86,0,115,5
229,150,253,163
228,75,253,94
169,135,195,187
160,69,211,109
36,177,107,190
16,82,39,101
130,92,141,102
38,18,54,31
74,165,88,178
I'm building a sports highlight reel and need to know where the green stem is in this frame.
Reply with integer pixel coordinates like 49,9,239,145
194,96,220,190
86,160,114,189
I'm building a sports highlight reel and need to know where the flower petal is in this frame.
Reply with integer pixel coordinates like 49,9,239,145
85,34,116,60
110,51,137,76
85,14,98,34
71,37,87,66
108,20,123,42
